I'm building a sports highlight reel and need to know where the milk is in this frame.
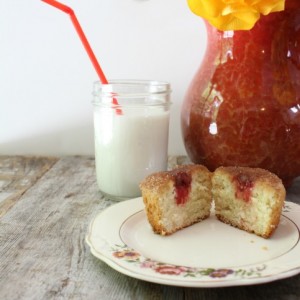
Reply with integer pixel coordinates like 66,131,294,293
94,108,170,200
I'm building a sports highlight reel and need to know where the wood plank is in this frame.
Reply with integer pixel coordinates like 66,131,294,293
0,156,58,217
0,157,113,299
287,176,300,204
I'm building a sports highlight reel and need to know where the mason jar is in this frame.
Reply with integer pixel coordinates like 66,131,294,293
92,80,171,201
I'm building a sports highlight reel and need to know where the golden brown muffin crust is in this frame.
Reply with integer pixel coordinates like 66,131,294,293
140,164,210,193
215,166,283,186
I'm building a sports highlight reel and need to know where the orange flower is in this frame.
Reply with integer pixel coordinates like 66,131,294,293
187,0,285,30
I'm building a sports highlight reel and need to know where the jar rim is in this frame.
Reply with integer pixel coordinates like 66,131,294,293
93,79,172,98
92,79,172,108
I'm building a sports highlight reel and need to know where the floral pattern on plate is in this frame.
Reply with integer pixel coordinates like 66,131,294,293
111,244,267,279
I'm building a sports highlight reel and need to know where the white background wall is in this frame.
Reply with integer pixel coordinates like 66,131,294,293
0,0,206,156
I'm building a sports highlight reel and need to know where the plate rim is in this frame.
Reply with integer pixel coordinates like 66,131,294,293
85,198,300,287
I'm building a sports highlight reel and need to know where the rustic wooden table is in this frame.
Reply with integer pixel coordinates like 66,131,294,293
1,156,300,300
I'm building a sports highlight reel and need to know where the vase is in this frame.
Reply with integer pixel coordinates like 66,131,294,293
181,0,300,186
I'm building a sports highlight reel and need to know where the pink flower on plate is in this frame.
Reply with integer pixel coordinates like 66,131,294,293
154,265,188,275
140,260,156,269
209,269,234,278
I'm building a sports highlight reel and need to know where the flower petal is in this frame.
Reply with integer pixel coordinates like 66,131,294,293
257,0,285,15
187,0,285,31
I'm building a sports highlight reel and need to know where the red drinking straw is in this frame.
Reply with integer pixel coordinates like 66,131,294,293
42,0,122,113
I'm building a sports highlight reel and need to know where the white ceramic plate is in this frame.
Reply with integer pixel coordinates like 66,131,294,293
86,198,300,287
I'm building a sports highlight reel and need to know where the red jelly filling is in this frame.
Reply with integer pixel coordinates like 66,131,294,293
233,173,254,202
174,172,192,205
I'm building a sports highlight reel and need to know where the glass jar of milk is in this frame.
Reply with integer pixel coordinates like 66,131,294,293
92,80,171,201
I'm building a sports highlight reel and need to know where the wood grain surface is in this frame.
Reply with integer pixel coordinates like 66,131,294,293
0,156,299,300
